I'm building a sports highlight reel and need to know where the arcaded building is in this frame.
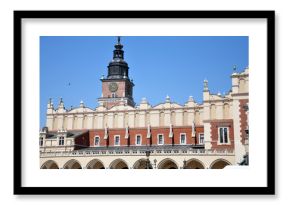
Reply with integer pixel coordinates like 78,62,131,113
40,37,249,169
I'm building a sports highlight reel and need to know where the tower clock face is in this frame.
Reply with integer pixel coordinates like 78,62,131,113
109,82,118,92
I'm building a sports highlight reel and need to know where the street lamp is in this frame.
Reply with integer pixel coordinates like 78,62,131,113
145,149,151,169
154,159,157,169
183,159,187,169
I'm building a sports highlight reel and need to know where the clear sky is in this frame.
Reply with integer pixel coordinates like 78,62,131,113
40,36,248,128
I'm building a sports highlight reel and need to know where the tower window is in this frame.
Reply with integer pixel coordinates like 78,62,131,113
58,136,65,146
218,127,230,144
112,93,116,98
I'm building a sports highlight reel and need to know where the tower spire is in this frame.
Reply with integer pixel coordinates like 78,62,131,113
98,37,135,108
106,36,128,79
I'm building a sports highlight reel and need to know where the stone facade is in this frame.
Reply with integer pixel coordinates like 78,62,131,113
40,38,249,169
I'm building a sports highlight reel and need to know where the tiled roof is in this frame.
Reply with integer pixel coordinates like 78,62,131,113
44,130,88,139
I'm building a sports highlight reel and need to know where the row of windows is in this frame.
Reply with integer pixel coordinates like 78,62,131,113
39,128,229,147
94,133,205,146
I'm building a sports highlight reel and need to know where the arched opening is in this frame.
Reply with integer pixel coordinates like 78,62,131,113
63,159,82,169
223,103,230,119
41,160,59,169
194,110,200,125
109,159,129,169
158,158,178,169
183,111,188,126
239,78,248,93
210,159,231,169
184,159,205,169
133,158,152,169
86,159,105,169
210,104,216,119
160,112,165,126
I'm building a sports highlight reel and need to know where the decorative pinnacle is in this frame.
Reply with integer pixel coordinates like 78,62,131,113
166,95,170,102
233,65,237,72
203,79,209,91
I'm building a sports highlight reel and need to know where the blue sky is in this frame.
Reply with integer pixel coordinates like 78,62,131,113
40,36,248,128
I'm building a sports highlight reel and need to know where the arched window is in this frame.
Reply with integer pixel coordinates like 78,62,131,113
94,136,100,146
114,135,120,146
135,135,142,145
158,134,164,145
180,133,186,145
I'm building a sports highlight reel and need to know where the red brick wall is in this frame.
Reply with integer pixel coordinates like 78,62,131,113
128,129,148,146
239,99,249,145
74,131,90,150
87,126,204,147
108,129,126,146
172,127,192,145
210,120,234,149
89,130,106,147
101,80,133,109
195,126,205,145
102,81,126,99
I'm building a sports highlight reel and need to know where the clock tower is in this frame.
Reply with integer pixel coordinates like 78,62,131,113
98,37,135,109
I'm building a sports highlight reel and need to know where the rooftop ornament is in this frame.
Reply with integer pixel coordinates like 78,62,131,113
165,95,171,103
203,79,209,91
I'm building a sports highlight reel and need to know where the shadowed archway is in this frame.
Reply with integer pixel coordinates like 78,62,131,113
41,160,59,169
158,158,178,169
210,159,231,169
63,159,82,169
184,158,205,169
109,159,129,169
86,159,105,169
133,158,153,169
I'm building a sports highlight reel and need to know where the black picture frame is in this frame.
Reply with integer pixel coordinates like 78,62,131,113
14,10,275,195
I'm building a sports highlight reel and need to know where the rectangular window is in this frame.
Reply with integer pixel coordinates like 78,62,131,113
199,133,204,144
180,133,186,144
158,134,164,145
58,136,64,146
114,135,120,146
219,127,229,144
39,137,43,146
136,135,141,145
94,136,100,146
